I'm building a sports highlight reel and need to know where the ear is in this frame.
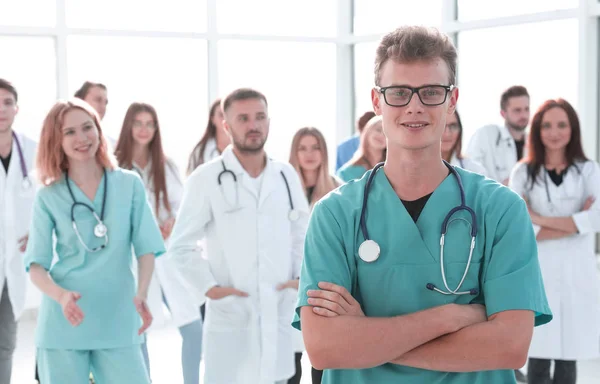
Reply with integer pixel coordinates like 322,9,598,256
223,118,232,137
500,109,507,119
371,88,383,116
14,105,19,116
447,87,459,115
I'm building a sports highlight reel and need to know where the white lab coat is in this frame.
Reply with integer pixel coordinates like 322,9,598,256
449,153,488,176
168,146,309,384
509,161,600,360
133,159,201,330
466,124,523,183
0,132,37,320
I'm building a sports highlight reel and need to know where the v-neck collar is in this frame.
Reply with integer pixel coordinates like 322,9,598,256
66,170,107,207
373,167,458,263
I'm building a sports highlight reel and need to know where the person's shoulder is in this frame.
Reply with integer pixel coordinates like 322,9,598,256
317,172,367,217
576,159,599,176
337,134,359,149
473,123,501,136
462,167,524,214
187,155,222,183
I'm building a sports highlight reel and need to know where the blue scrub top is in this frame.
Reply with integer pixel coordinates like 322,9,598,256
336,164,367,183
24,168,165,350
336,135,360,171
293,166,552,384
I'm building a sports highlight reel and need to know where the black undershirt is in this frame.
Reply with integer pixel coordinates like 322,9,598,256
0,150,11,173
546,167,567,187
306,186,315,204
401,192,433,223
515,139,525,160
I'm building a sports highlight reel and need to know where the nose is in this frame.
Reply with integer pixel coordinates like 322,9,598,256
405,92,425,114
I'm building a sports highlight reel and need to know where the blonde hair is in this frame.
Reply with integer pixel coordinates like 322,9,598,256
348,116,386,169
37,99,115,185
289,127,338,205
374,26,457,86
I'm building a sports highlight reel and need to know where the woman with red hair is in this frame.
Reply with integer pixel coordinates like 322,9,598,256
24,98,164,383
509,99,600,384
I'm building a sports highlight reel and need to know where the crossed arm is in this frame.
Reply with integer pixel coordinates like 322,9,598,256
301,282,533,372
526,196,594,241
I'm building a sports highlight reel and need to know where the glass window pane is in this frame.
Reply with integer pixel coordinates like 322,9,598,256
67,36,208,171
218,41,337,167
457,19,578,146
0,37,57,139
354,42,378,120
65,0,206,32
458,0,577,22
354,0,443,35
217,0,337,37
0,0,55,27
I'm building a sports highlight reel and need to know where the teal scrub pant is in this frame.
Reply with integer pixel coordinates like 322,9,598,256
37,345,150,384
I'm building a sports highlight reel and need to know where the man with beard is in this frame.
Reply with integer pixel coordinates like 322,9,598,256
167,88,309,384
466,86,530,185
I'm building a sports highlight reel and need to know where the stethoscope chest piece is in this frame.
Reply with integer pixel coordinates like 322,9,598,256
358,239,380,263
288,209,300,222
94,222,108,238
22,177,32,190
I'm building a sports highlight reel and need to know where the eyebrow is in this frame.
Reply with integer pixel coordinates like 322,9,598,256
62,120,94,131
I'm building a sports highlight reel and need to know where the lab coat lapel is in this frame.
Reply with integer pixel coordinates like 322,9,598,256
257,159,279,210
221,147,258,202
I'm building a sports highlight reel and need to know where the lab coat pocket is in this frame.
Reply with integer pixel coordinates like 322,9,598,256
207,295,251,331
278,287,298,322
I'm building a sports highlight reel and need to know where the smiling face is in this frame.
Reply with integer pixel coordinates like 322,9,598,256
372,58,458,153
131,111,157,148
61,108,100,165
540,107,572,153
441,111,460,155
297,134,323,172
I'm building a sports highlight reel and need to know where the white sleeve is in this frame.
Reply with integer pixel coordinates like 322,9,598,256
167,168,216,305
284,165,309,279
166,160,184,215
508,162,541,235
465,127,488,173
572,161,600,234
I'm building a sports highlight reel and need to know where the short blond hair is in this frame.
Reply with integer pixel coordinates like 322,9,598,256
374,26,457,86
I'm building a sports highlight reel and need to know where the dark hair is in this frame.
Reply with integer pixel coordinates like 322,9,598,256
74,81,107,100
0,79,18,102
375,26,457,86
500,85,529,111
221,88,268,113
187,98,222,173
115,102,171,215
357,111,376,133
524,98,587,188
452,110,464,160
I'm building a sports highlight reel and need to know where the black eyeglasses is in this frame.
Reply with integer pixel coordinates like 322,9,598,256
375,85,455,107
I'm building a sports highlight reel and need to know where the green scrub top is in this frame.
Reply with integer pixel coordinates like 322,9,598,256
336,164,368,183
293,166,552,384
24,168,165,350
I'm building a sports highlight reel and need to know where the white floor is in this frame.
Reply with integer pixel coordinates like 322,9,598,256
11,316,600,384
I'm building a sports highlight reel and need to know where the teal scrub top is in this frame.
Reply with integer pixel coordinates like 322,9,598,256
24,168,166,350
293,166,552,384
336,164,367,183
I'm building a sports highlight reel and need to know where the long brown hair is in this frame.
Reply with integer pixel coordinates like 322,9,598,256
115,102,171,215
348,116,386,168
524,98,587,187
289,127,338,205
37,99,115,186
187,98,222,174
446,110,464,161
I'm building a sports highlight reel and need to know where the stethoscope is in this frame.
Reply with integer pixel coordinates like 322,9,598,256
65,169,108,253
12,132,32,190
358,161,479,296
217,160,299,221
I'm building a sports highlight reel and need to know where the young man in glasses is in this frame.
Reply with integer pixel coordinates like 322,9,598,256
292,26,552,384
